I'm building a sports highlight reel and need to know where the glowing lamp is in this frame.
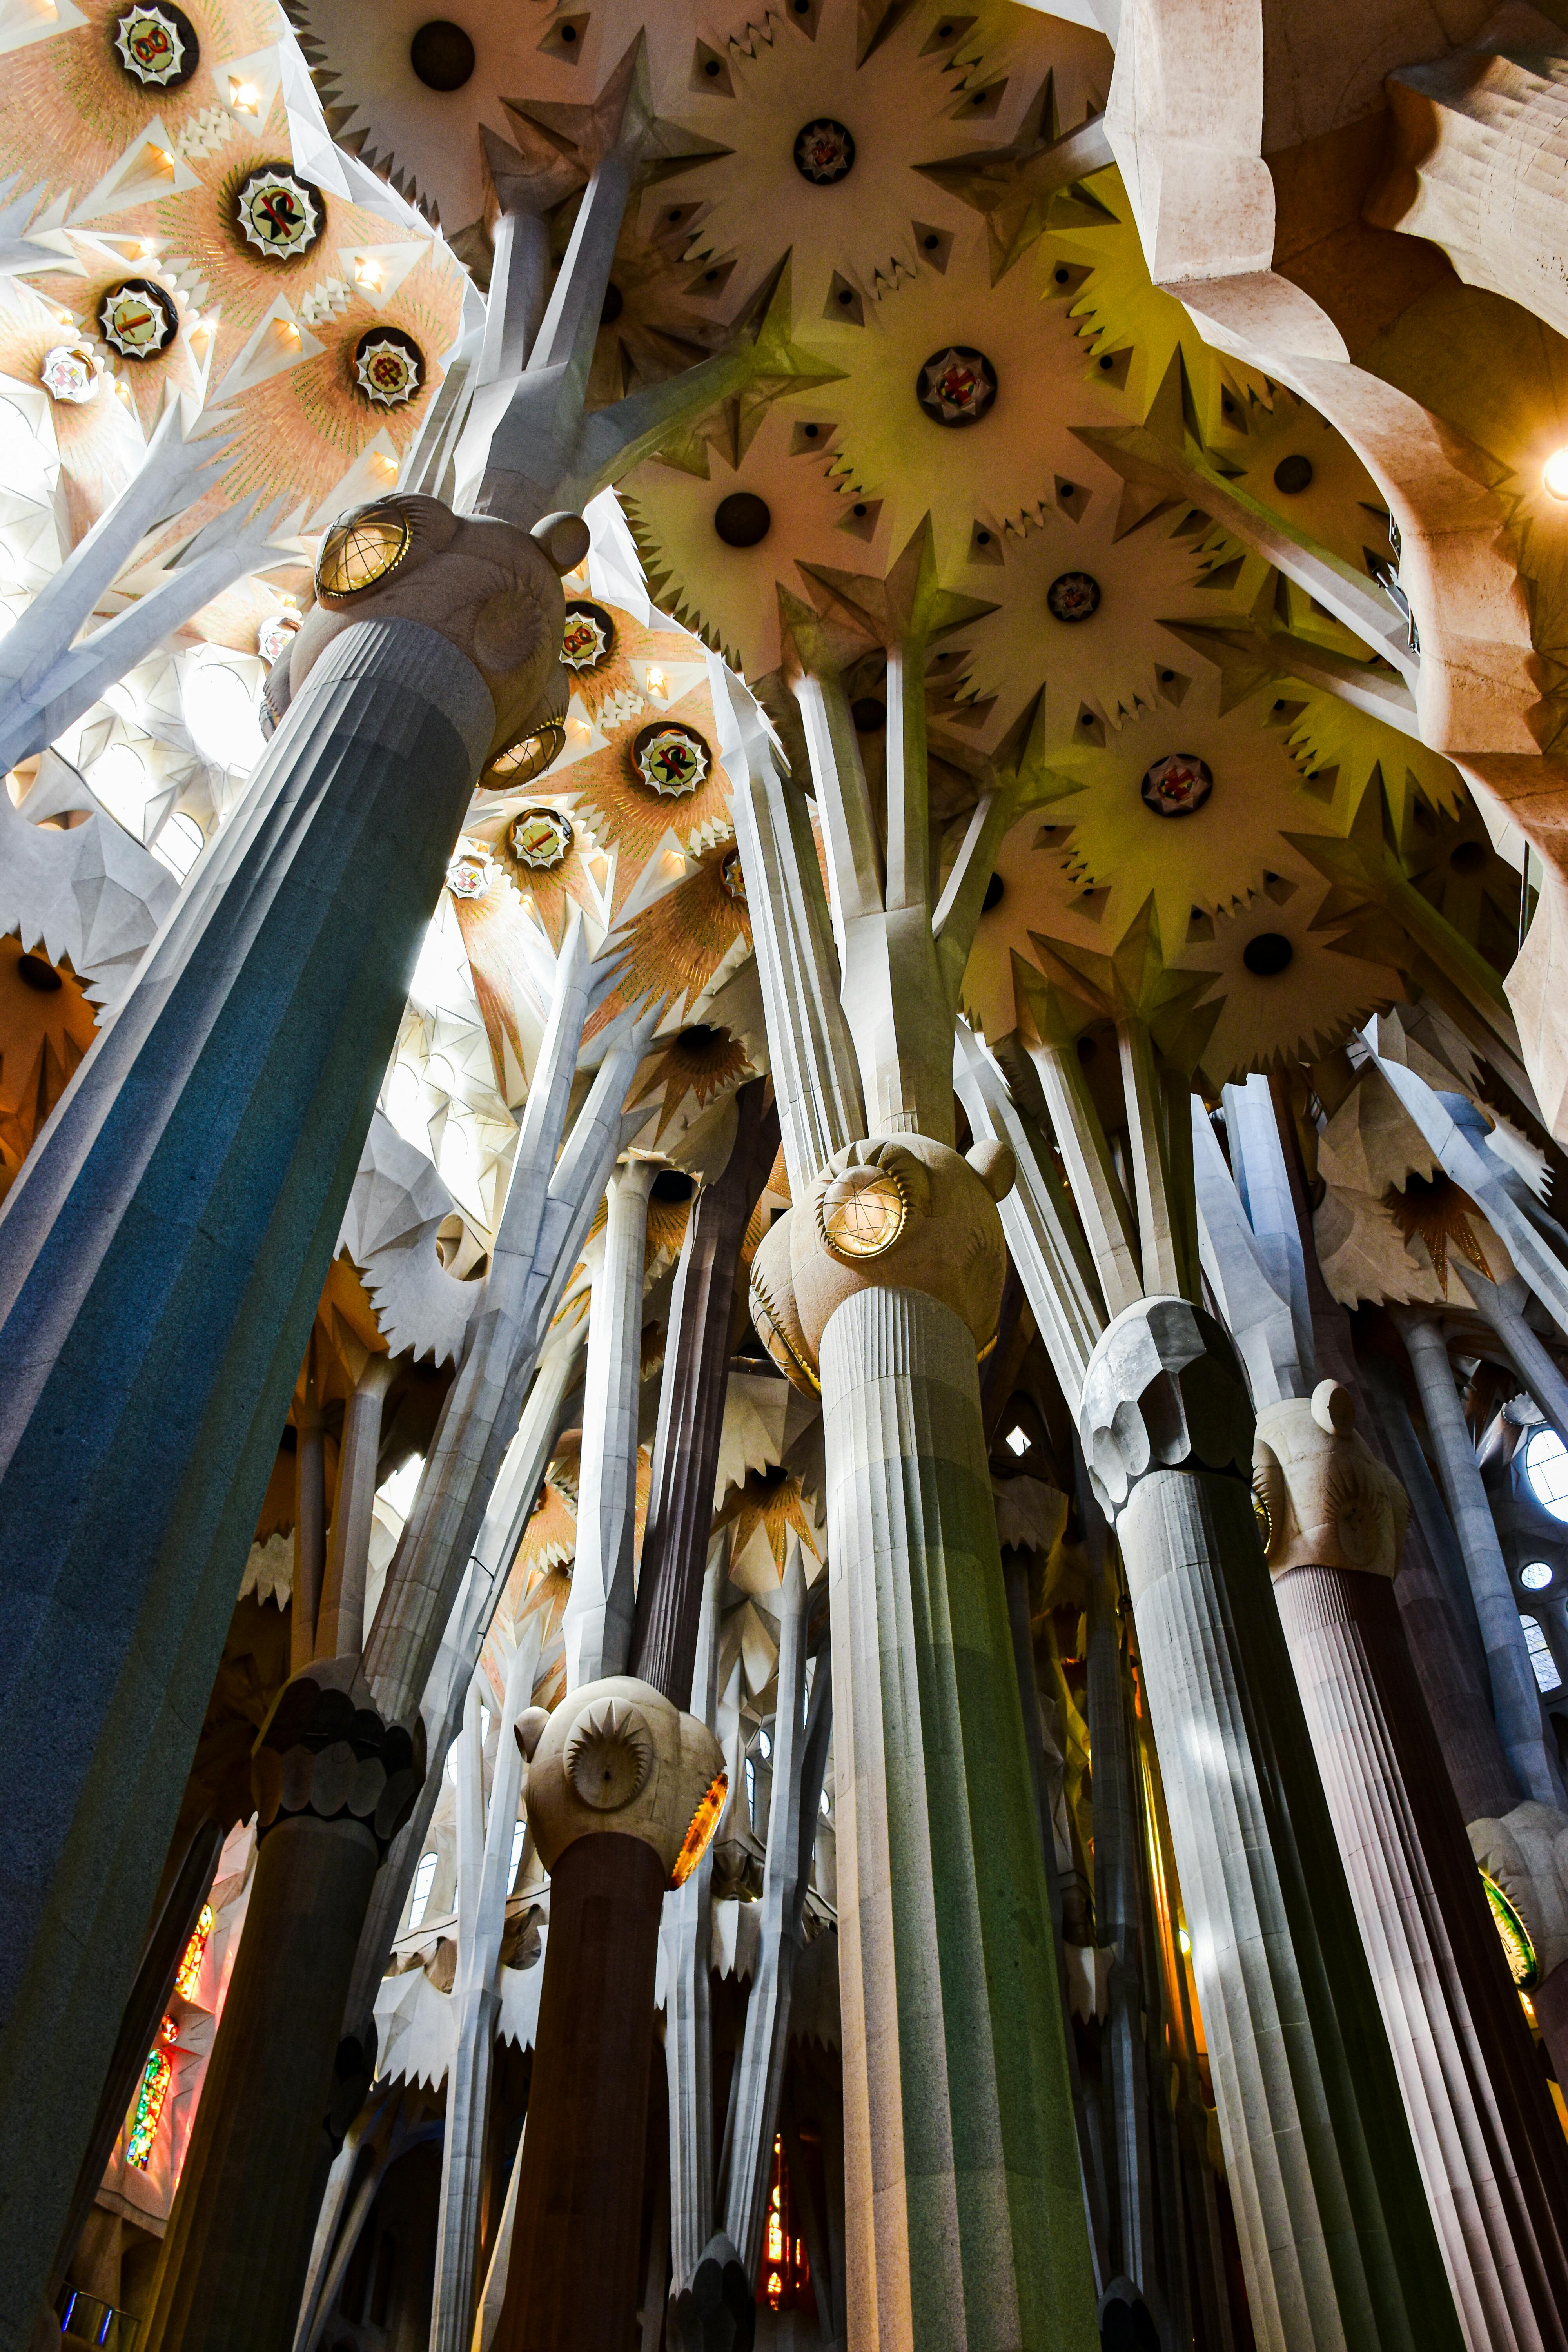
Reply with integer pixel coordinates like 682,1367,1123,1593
670,1771,728,1888
1545,447,1568,501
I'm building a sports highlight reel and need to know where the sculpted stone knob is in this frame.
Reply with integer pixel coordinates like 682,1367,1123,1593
746,1132,1014,1381
517,1674,726,1886
1253,1379,1408,1579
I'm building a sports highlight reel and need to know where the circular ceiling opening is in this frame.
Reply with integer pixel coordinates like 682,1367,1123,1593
410,20,475,89
714,492,771,547
793,119,855,183
982,872,1004,912
1242,931,1294,977
652,1167,697,1203
1449,838,1486,875
915,346,997,428
1272,454,1314,495
850,697,886,732
599,282,624,325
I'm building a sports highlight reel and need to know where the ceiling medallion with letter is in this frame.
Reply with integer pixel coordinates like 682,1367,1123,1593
633,722,709,799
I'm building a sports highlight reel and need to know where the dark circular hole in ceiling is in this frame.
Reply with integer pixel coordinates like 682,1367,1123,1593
16,952,62,993
982,872,1004,912
1272,453,1315,495
1449,838,1486,875
850,696,886,732
409,20,474,89
1242,931,1294,977
599,281,623,325
714,492,771,548
652,1167,697,1202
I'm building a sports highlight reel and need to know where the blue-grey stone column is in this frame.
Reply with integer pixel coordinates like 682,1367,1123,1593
0,614,492,2352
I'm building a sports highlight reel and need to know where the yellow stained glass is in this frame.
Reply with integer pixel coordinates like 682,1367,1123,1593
822,1171,904,1259
316,510,410,599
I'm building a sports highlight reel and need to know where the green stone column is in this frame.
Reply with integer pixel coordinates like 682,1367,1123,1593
759,1132,1098,2350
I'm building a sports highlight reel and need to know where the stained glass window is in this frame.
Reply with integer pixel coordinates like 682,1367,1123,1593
172,1903,214,2001
126,2017,178,2169
759,2133,812,2314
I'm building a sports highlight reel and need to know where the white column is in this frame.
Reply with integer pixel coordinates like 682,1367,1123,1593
563,1158,656,1689
1399,1309,1566,1809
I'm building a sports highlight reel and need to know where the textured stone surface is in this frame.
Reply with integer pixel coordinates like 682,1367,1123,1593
494,1832,668,2352
0,616,490,2339
1091,1292,1463,2351
1276,1561,1568,2350
139,1815,383,2352
563,1158,657,1689
821,1282,1098,2351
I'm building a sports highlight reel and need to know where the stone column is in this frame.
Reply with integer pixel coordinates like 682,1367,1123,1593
562,1157,657,1690
315,1352,396,1661
140,1661,423,2352
1397,1310,1566,1809
1259,1381,1568,2352
631,1078,780,1704
661,1546,728,2308
292,1363,328,1675
430,1638,533,2352
1079,1296,1464,2352
719,1545,816,2277
495,1677,724,2351
1455,1266,1568,1449
0,490,583,2349
764,1132,1100,2352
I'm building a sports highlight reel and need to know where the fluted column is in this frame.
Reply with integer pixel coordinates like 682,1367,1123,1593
563,1157,657,1690
661,1545,727,2305
1398,1310,1566,1809
748,1129,1098,2349
1080,1296,1463,2352
430,1637,534,2352
140,1661,423,2352
632,1078,780,1704
1259,1382,1568,2352
720,1545,816,2276
0,599,499,2339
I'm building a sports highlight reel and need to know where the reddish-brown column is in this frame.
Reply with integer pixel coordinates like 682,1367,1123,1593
497,1832,667,2350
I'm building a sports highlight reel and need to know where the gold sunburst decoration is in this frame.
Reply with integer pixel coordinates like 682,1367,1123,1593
0,938,98,1200
567,678,734,875
631,1022,755,1142
560,599,696,728
584,843,752,1044
715,1464,822,1588
1382,1169,1493,1296
467,794,604,949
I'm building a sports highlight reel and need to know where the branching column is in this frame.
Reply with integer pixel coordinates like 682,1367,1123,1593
766,1134,1100,2352
562,1156,656,1690
1258,1383,1568,2351
1398,1310,1566,1809
1079,1296,1463,2352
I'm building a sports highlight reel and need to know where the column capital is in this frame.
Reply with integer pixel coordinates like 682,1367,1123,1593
1078,1294,1253,1522
251,1659,425,1859
1254,1383,1408,1581
517,1675,725,1884
749,1133,1014,1378
284,492,588,777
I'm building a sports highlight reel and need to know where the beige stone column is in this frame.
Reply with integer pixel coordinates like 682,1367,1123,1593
1259,1381,1568,2352
752,1131,1099,2352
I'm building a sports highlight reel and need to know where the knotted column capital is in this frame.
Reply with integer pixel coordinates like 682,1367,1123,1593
251,1657,425,1858
1254,1381,1409,1581
1078,1294,1254,1522
516,1674,726,1886
748,1132,1014,1385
